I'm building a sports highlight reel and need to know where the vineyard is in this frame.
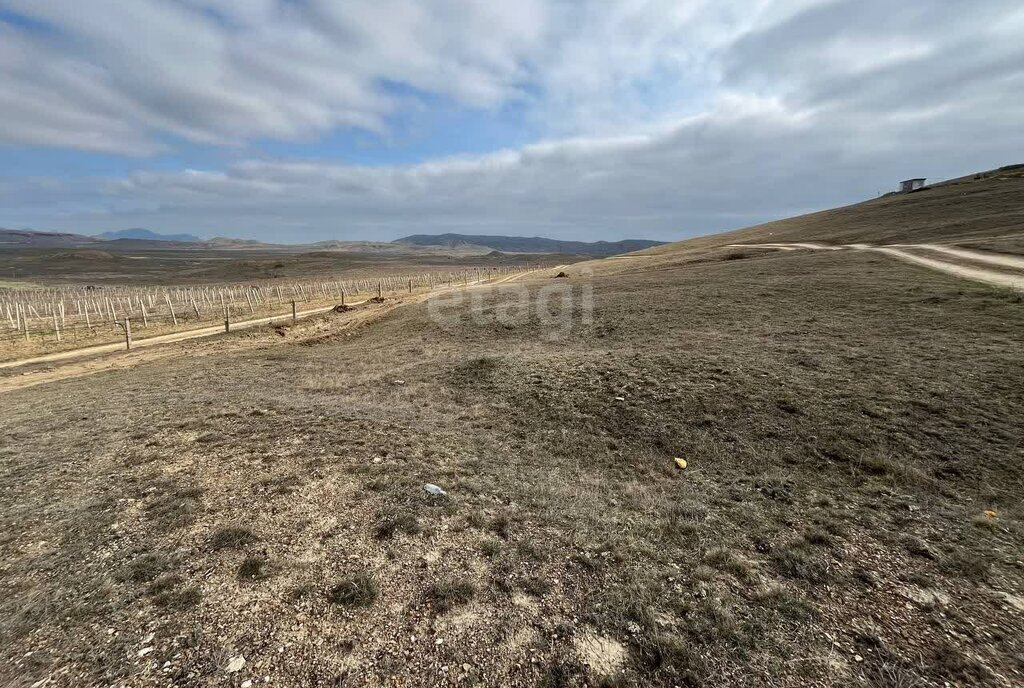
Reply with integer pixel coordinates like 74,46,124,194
0,265,524,360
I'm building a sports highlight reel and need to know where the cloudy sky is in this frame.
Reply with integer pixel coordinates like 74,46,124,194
1,0,1022,243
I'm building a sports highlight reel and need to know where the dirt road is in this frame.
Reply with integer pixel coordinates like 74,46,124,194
731,242,1024,292
0,301,353,371
0,272,552,392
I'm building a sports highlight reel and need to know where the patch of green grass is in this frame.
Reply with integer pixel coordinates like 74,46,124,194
771,539,830,583
480,539,502,557
426,578,475,613
705,547,755,581
373,512,421,540
450,356,502,386
517,541,549,561
238,556,270,581
521,576,552,597
209,526,258,551
803,527,834,547
489,513,514,539
750,583,815,621
328,573,378,607
901,535,937,560
121,552,171,584
145,484,203,531
144,573,202,609
147,573,183,596
632,630,706,686
941,551,991,581
970,515,996,532
151,586,202,610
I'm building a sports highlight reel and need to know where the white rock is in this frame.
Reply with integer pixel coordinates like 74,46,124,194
226,655,246,673
137,647,154,658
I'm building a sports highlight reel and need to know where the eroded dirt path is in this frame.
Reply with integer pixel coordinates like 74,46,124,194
0,301,354,371
730,242,1024,291
893,244,1024,270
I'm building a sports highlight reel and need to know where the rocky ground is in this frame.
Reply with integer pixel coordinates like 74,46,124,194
1,249,1023,687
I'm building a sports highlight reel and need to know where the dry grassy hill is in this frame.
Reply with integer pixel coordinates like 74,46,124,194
1,174,1022,687
644,164,1024,256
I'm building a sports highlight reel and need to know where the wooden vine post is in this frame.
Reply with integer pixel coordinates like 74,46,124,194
116,318,132,350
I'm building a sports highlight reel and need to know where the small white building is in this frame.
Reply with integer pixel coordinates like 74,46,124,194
899,178,926,193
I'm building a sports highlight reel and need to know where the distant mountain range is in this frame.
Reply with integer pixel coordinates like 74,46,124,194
0,228,95,247
95,228,202,242
1,227,666,257
393,233,665,256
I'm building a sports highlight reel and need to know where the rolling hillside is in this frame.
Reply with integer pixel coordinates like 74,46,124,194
394,233,665,256
649,164,1024,256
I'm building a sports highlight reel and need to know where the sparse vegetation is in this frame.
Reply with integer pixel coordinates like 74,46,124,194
237,556,270,581
121,552,171,584
328,574,378,607
426,578,476,612
209,526,258,551
1,192,1023,687
479,538,502,556
144,484,203,530
373,512,421,540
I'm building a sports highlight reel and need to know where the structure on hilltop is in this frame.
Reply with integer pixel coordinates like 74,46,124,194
899,178,927,193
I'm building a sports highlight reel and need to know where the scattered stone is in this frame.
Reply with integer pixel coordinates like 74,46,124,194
906,588,950,607
614,396,625,402
998,592,1024,612
137,647,154,658
226,655,246,673
424,484,447,496
392,379,406,385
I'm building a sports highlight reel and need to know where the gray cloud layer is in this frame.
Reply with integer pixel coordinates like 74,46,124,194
1,0,1022,241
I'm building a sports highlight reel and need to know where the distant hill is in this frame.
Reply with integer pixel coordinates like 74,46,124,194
95,228,202,242
0,228,95,247
394,233,665,256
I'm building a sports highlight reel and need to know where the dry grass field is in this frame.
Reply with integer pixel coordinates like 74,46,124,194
1,240,1023,686
0,246,570,286
644,166,1024,256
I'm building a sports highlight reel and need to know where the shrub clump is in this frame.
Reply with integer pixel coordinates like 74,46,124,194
329,574,378,607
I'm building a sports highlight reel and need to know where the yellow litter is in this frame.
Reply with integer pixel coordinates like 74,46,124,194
983,510,998,518
674,458,687,470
